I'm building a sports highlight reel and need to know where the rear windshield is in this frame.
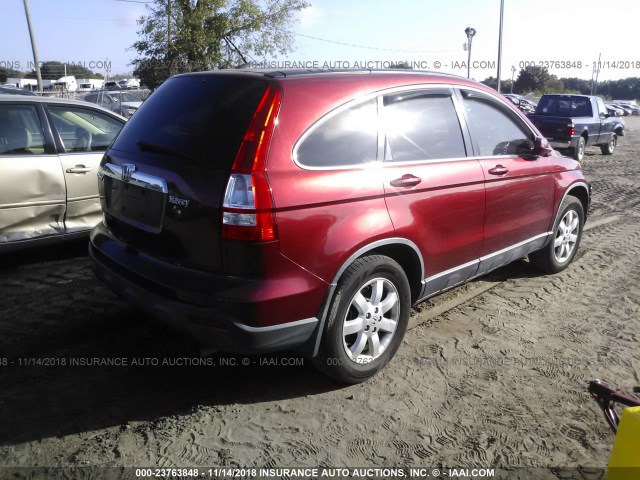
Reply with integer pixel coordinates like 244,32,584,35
535,96,592,117
110,75,268,169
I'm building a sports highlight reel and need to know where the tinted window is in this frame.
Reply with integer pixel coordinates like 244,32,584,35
462,92,533,156
48,106,124,152
383,93,465,161
111,75,269,170
296,99,378,167
0,104,46,154
535,95,592,117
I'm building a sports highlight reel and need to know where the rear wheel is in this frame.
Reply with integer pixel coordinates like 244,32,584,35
314,255,410,384
530,195,584,274
600,133,616,155
573,136,586,162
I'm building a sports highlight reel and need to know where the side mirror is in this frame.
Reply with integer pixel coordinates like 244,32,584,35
533,136,553,157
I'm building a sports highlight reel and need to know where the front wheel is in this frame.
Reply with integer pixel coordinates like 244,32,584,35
600,134,616,155
314,255,411,384
530,195,584,274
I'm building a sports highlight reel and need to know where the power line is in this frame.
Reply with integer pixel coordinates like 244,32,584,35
293,32,458,54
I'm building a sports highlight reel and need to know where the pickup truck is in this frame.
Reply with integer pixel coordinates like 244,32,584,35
528,94,624,161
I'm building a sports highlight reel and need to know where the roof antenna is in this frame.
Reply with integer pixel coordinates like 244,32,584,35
224,37,249,68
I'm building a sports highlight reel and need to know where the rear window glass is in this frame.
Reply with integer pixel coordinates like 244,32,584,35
111,75,268,169
535,96,592,117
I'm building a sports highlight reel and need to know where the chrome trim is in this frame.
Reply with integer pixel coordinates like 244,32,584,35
329,238,425,286
423,258,480,284
100,162,168,193
417,232,552,303
0,200,64,209
292,83,458,171
479,232,550,262
233,317,318,333
552,181,590,227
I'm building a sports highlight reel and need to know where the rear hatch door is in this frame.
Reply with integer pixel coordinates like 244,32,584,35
98,74,270,272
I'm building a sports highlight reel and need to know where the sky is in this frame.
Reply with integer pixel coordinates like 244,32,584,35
1,0,639,83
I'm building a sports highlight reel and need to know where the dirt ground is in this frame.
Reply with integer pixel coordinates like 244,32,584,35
1,118,639,480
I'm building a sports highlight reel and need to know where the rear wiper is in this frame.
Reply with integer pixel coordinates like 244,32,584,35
136,140,193,161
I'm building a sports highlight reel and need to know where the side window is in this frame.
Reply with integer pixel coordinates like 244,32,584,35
296,99,378,167
0,104,46,155
48,106,123,152
383,93,466,161
461,92,533,156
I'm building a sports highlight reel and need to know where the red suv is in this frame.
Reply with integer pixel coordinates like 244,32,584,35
90,70,590,383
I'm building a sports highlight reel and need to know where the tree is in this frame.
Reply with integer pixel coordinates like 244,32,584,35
0,68,23,83
24,61,103,80
132,0,309,89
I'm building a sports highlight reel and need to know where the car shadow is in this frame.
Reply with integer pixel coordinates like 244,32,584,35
0,319,336,445
0,251,570,446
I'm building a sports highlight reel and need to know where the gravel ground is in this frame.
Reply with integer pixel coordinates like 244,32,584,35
1,118,639,479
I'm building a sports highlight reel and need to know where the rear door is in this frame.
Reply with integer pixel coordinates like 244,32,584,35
457,89,556,274
380,88,486,297
0,102,66,244
46,104,125,233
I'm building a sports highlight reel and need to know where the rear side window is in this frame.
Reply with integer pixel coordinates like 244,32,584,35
383,93,465,161
461,92,533,157
0,104,46,155
111,75,269,170
296,99,378,168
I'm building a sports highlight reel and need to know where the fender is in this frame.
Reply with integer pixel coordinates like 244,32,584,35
299,238,424,358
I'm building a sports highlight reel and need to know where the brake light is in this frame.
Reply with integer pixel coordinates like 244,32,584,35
566,123,576,136
222,86,281,241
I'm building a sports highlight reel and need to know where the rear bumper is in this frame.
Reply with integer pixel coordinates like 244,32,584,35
548,140,572,149
89,224,324,354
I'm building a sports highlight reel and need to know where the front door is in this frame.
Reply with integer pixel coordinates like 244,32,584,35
457,89,556,275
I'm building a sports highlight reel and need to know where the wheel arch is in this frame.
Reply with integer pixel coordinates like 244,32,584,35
302,238,425,358
553,182,590,228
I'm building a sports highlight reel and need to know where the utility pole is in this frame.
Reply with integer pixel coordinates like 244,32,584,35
496,0,504,92
510,65,516,93
593,52,601,95
23,0,43,93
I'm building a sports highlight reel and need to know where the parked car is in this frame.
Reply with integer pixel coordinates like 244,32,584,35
528,94,624,161
504,93,535,114
0,95,126,251
82,91,143,118
610,103,632,116
89,70,591,383
0,86,37,96
604,104,625,116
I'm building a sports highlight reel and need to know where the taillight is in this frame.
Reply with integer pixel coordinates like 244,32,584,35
222,86,281,242
566,123,576,136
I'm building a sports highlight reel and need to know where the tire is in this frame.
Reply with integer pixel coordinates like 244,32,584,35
600,133,616,155
530,195,584,274
573,136,586,162
313,255,411,384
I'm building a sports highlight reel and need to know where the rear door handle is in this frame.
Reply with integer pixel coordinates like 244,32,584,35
66,165,92,174
488,165,509,176
390,174,422,188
